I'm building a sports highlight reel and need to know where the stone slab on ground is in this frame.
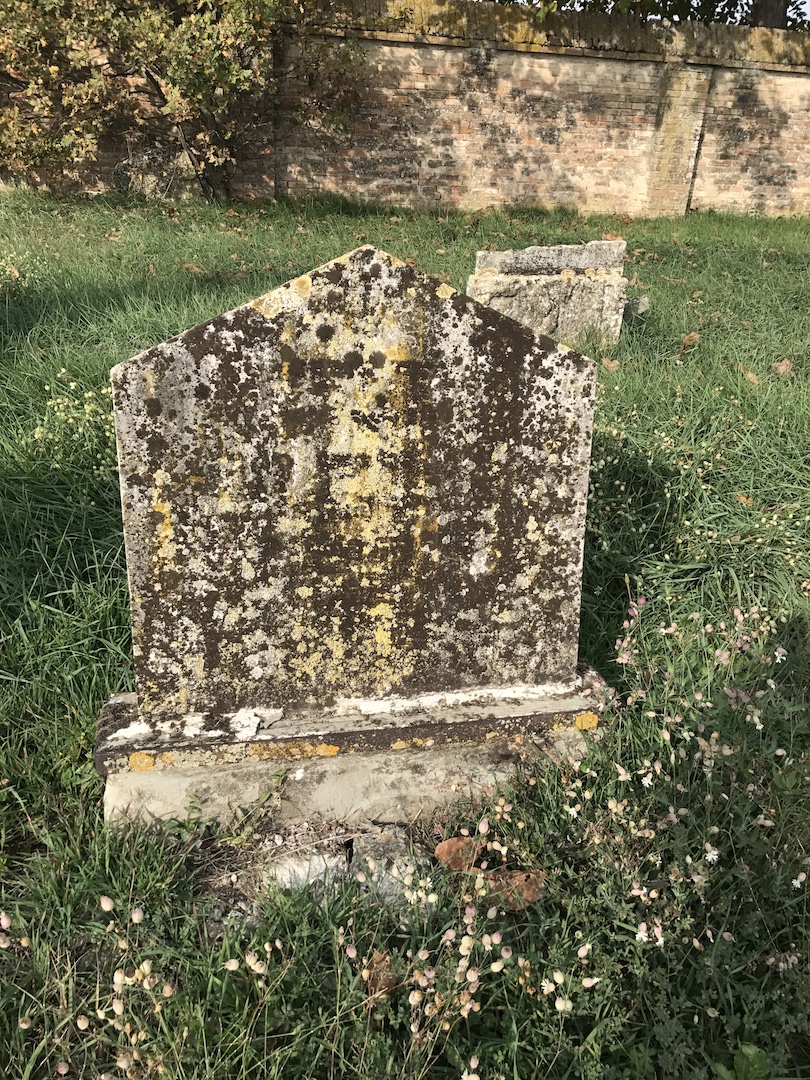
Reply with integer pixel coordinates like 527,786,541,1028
467,239,628,345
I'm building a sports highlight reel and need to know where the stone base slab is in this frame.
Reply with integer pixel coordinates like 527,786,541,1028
98,684,601,825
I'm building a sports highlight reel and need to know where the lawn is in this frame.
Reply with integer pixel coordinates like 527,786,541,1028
1,189,809,1080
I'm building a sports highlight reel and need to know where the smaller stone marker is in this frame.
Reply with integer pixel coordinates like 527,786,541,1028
98,247,598,825
466,239,628,345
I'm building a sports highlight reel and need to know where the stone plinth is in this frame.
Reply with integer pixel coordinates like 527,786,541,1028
466,240,628,346
99,246,597,824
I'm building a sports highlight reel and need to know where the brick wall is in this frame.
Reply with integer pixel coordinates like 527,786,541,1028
232,3,810,216
20,2,810,216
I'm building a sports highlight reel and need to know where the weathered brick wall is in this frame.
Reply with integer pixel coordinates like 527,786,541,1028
18,1,810,215
230,2,810,216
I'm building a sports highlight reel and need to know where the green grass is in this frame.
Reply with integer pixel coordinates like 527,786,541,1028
1,189,809,1080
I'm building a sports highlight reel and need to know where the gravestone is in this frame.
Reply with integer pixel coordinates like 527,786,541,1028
466,239,628,345
97,247,598,824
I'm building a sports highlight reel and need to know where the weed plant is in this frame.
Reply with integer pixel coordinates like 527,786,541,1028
0,190,809,1079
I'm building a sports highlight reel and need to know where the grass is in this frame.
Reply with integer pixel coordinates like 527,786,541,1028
0,188,809,1080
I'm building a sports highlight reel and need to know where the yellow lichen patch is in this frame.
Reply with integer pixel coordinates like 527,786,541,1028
150,471,177,570
250,741,340,761
158,753,174,766
435,282,455,300
129,751,155,772
293,275,312,298
574,711,600,731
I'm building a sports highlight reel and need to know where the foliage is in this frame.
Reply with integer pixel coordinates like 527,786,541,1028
489,0,809,30
0,0,361,200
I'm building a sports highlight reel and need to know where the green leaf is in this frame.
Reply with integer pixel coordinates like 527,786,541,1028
734,1045,770,1080
711,1065,736,1080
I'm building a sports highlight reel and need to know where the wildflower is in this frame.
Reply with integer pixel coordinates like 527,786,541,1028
76,1015,90,1031
490,960,504,972
706,1007,719,1018
223,958,239,971
408,989,422,1006
441,928,456,944
346,945,357,959
130,907,144,925
704,846,720,864
582,977,601,988
615,763,631,782
162,984,175,997
577,943,591,959
112,999,125,1016
0,913,10,930
0,934,10,949
552,969,565,984
462,1056,480,1080
555,996,573,1013
100,896,115,912
478,818,489,835
775,646,787,663
501,946,512,959
793,873,807,889
636,923,649,943
18,1017,31,1030
56,1064,69,1076
641,772,653,788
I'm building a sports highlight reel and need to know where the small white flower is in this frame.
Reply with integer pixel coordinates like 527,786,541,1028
704,845,720,864
636,923,649,943
792,873,806,889
641,772,653,788
555,996,573,1013
774,647,787,663
540,979,555,996
582,977,601,988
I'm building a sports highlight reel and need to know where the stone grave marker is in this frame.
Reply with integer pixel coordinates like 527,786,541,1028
466,239,628,345
97,247,598,824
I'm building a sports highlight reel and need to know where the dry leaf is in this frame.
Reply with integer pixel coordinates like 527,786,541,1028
365,950,398,1002
734,493,754,508
773,358,794,377
405,258,416,267
601,232,622,241
738,365,759,386
740,320,753,329
434,837,482,872
692,290,703,298
183,263,202,273
601,357,620,373
486,869,547,911
9,265,20,280
680,332,701,351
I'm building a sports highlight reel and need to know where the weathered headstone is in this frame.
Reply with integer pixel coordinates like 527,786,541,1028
466,239,628,345
97,247,598,824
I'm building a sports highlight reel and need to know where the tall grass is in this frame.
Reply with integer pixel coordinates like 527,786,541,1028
0,190,808,1079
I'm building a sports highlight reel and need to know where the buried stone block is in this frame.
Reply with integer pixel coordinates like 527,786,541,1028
98,246,597,825
466,239,628,346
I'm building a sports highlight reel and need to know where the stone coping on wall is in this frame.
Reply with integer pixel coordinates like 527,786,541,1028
310,0,810,72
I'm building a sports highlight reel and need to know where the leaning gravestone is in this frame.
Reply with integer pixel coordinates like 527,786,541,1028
466,240,628,346
97,247,597,824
